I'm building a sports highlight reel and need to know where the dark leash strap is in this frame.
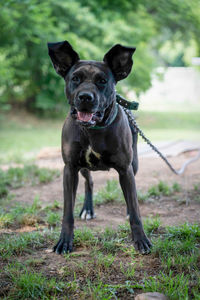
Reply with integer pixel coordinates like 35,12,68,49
116,93,139,110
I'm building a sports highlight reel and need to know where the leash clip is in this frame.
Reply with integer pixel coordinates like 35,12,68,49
116,93,139,110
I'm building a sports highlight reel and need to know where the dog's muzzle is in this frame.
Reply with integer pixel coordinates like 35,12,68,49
71,91,104,127
71,107,104,127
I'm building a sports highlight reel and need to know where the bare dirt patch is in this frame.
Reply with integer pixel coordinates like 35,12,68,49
10,151,200,228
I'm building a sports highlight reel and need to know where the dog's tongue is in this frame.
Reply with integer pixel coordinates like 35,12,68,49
77,111,93,122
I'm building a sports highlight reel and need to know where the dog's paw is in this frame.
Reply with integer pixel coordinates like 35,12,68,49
79,209,96,220
134,236,152,254
53,238,73,254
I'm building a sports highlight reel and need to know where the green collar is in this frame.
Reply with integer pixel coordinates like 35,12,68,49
91,104,118,130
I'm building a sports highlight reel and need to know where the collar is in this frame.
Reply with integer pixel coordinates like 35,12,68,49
90,103,118,130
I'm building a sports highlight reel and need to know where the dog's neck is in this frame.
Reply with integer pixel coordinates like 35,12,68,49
90,100,118,130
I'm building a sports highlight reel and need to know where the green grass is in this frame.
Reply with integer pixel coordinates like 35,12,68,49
1,222,199,299
0,114,62,163
93,180,124,205
45,211,61,227
0,230,59,259
5,263,63,300
147,181,181,199
77,180,181,207
0,165,59,196
0,195,63,229
0,110,200,163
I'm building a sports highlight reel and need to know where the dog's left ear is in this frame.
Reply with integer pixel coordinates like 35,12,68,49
47,41,80,78
103,44,136,82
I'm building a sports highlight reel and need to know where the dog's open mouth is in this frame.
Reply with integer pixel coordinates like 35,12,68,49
71,108,103,127
77,111,94,122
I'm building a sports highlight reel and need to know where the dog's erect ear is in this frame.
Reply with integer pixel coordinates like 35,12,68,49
47,41,80,78
103,44,136,82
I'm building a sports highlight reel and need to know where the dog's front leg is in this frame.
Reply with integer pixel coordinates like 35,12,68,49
118,165,152,254
54,164,78,254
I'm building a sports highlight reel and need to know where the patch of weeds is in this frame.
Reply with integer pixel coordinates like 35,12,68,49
83,280,116,300
74,227,98,248
163,253,198,273
25,258,45,267
120,262,135,279
172,182,181,192
193,183,199,191
148,223,200,298
99,227,124,254
100,239,123,254
117,222,130,240
147,185,161,197
43,200,61,212
0,183,8,198
0,165,60,190
45,211,61,228
0,230,58,259
8,196,42,226
147,181,182,199
148,181,171,197
143,271,189,300
143,216,161,235
93,252,115,270
65,273,80,294
0,213,14,228
6,263,63,300
166,223,200,239
102,227,117,240
93,180,124,205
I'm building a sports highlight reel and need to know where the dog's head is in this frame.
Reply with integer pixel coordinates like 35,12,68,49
48,41,136,127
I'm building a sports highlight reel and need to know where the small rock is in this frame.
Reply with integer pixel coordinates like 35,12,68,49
135,292,168,300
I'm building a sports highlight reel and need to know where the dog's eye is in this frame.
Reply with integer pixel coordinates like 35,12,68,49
72,76,80,83
97,78,107,85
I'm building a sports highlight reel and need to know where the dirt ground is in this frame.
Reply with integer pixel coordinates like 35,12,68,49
1,150,200,299
12,150,200,229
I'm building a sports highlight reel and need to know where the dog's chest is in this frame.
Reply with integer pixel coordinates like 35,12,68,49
79,145,111,171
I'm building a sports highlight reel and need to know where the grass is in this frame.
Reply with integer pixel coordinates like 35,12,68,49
93,179,124,205
0,111,62,163
0,109,200,163
0,164,199,299
0,194,63,229
0,230,59,259
77,180,182,208
5,263,63,300
0,164,60,198
1,221,199,299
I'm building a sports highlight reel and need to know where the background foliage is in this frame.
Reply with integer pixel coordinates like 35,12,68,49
0,0,199,114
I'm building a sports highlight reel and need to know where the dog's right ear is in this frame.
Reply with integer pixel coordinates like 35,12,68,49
47,41,80,78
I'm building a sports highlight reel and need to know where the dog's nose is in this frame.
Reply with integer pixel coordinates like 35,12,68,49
78,92,94,103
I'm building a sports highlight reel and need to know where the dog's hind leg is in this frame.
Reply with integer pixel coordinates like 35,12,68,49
79,168,95,220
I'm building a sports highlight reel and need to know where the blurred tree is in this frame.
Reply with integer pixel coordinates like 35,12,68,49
0,0,199,113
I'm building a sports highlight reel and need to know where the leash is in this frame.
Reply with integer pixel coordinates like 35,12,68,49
116,93,200,175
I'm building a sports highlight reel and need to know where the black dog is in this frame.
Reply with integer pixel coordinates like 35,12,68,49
47,41,152,254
